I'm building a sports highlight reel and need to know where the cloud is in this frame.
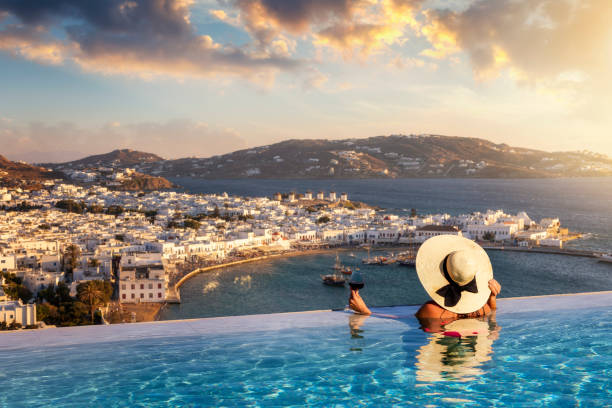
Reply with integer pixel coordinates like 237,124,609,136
0,24,68,64
0,119,247,162
420,0,612,84
0,0,301,80
224,0,423,57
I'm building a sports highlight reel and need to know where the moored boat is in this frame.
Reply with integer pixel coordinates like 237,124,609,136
321,274,346,286
595,253,612,263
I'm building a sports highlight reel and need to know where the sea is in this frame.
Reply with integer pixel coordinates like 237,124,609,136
159,177,612,320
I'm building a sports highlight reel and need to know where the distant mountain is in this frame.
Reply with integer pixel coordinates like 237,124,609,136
40,135,612,180
42,149,164,169
137,135,612,179
0,155,62,187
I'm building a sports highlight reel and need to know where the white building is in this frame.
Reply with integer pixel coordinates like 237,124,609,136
0,255,16,272
118,263,167,303
466,223,519,241
415,225,462,243
22,271,63,294
0,300,36,327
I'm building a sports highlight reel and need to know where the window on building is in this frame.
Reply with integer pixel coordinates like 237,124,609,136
158,293,162,298
131,284,135,290
121,284,126,290
140,284,144,290
148,283,153,289
158,283,162,289
122,294,126,299
149,293,153,298
140,293,144,298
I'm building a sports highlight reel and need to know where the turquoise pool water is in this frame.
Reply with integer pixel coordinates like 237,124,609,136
1,293,611,407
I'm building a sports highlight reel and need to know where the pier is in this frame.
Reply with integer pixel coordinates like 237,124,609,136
482,245,597,258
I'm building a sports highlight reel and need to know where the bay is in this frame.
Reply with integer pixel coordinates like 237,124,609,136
160,177,612,320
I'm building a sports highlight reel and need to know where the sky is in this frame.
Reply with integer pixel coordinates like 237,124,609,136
0,0,610,163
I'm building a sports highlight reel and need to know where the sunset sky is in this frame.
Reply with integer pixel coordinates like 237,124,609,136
0,0,610,162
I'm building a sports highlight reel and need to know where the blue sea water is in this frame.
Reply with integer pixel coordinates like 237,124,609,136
159,177,612,321
160,249,612,320
2,297,610,407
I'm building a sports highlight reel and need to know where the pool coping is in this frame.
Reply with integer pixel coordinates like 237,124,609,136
1,291,611,349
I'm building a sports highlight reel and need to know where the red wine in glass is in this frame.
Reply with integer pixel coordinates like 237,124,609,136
349,270,364,290
349,282,364,290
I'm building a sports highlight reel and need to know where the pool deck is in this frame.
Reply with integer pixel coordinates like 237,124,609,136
1,291,611,350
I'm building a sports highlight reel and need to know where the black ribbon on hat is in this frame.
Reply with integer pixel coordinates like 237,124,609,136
436,255,478,307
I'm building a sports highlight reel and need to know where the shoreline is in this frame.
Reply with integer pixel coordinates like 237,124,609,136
172,242,601,293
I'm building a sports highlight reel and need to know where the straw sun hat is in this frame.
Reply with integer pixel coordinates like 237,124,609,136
416,235,493,314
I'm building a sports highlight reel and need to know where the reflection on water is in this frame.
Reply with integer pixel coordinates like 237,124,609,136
415,315,500,382
233,275,252,289
346,313,501,383
348,314,368,352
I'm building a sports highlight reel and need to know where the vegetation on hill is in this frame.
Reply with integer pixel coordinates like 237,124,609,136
15,134,612,181
42,149,163,169
0,154,63,187
130,135,612,179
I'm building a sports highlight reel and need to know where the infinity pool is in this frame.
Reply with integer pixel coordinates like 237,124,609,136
1,292,610,407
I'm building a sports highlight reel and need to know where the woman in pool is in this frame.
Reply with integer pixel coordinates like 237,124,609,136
349,235,501,319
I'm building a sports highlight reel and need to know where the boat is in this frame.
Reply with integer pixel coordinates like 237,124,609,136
397,245,417,267
321,274,346,286
398,257,416,267
380,254,396,265
340,266,353,275
362,247,379,264
595,253,612,264
332,253,353,275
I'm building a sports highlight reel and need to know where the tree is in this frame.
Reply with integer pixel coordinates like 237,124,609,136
183,219,201,230
55,199,85,214
77,280,113,324
3,283,32,303
63,244,81,279
106,205,124,216
87,204,104,214
166,220,180,229
144,210,157,224
317,215,331,224
482,231,496,241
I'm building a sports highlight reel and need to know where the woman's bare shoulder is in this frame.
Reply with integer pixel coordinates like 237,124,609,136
415,301,446,319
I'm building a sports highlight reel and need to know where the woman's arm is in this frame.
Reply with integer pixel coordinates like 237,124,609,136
487,279,501,310
349,289,371,315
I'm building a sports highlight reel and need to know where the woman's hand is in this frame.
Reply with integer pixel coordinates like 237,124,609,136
349,289,371,315
488,279,501,296
487,279,501,310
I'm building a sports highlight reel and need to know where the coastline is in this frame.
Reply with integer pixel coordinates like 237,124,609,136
174,243,600,291
136,244,606,324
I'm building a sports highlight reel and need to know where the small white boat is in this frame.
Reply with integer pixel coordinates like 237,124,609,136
595,253,612,263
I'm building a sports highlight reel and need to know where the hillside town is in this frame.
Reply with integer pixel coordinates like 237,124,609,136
0,181,579,329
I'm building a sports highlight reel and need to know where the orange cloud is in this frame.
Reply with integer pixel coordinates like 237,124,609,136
0,25,68,65
226,0,423,57
420,0,612,86
0,0,301,82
